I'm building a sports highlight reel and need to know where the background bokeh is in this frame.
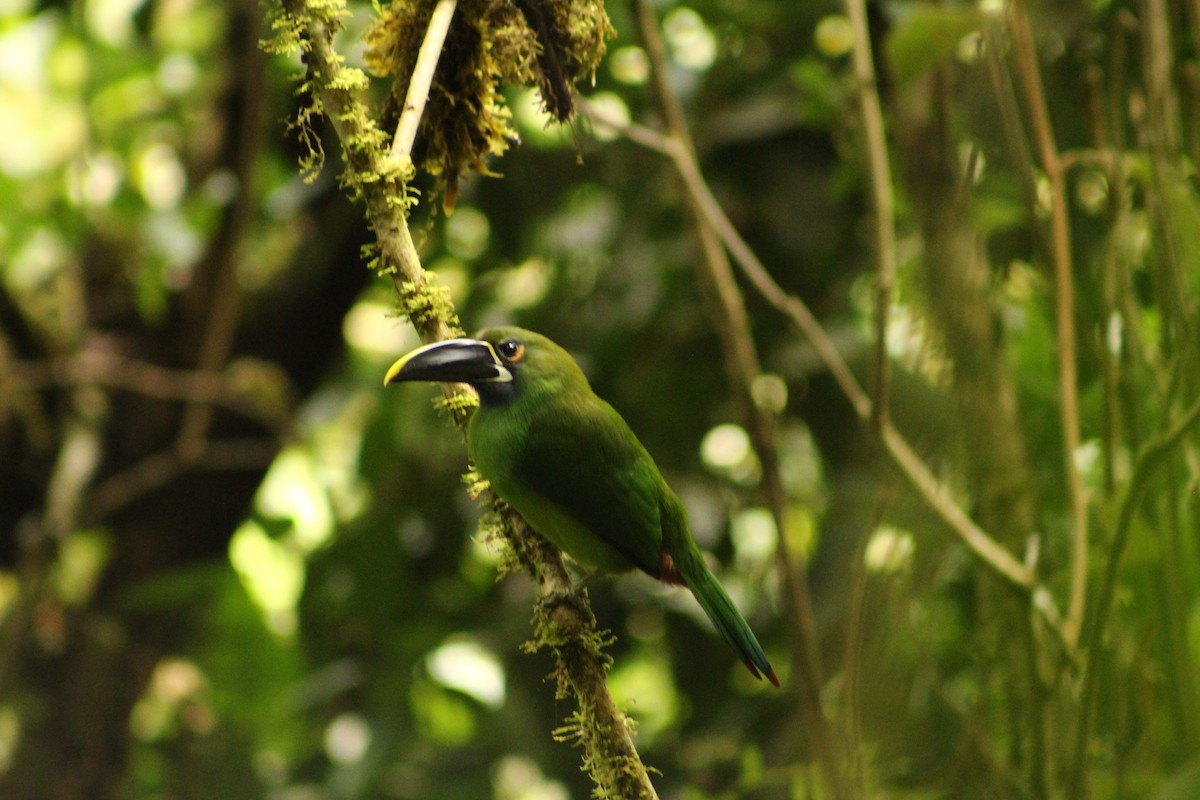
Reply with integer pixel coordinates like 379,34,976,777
3,0,1200,798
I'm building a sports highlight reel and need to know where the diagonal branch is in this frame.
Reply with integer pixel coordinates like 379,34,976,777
580,91,1054,613
272,2,659,797
630,1,851,796
844,0,897,433
388,0,458,166
1009,0,1088,648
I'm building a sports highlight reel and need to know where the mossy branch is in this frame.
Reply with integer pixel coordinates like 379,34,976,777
266,2,657,796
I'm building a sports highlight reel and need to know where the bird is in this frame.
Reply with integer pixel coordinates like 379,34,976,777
385,326,779,687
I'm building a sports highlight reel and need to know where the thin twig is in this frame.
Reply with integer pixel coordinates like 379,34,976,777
389,0,458,166
631,1,850,795
12,350,293,434
85,438,281,521
579,84,1054,609
177,1,268,460
1069,395,1200,798
1009,0,1088,648
42,388,107,541
844,0,896,433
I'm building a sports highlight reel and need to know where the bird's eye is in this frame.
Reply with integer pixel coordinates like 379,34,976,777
497,339,525,364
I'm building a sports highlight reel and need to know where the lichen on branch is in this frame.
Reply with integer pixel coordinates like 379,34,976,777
364,0,613,202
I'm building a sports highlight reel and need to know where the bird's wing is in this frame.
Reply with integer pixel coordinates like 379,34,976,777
513,395,667,576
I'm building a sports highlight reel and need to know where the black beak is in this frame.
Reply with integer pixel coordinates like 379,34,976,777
383,338,512,386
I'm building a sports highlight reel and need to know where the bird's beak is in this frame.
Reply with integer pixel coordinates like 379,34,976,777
384,338,513,386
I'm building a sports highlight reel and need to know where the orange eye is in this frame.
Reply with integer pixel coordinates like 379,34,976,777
497,339,525,363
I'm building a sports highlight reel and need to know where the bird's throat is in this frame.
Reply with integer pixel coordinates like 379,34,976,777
476,380,516,407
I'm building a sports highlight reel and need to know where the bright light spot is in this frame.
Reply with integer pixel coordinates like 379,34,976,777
6,228,70,290
468,531,503,567
0,573,18,627
0,9,87,176
0,88,86,177
778,423,824,498
1074,439,1102,475
343,299,418,356
783,504,819,560
152,658,206,704
959,141,985,184
130,657,210,741
731,507,777,561
864,526,915,574
1075,169,1108,215
609,656,679,740
445,205,490,260
1035,172,1052,217
0,13,53,87
0,704,18,774
0,0,35,16
66,151,123,207
957,31,985,64
492,755,570,800
86,0,149,47
701,424,760,485
256,447,334,551
135,142,187,209
324,713,372,765
1003,260,1042,302
143,211,203,281
52,530,110,605
701,423,751,470
583,91,629,143
426,639,506,709
664,7,717,71
882,304,951,386
158,52,198,96
609,46,649,85
494,257,551,310
49,38,88,90
751,374,788,415
814,15,855,58
513,87,571,146
229,520,304,636
1106,311,1122,356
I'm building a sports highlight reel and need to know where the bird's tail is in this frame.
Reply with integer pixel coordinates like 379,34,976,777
678,549,780,688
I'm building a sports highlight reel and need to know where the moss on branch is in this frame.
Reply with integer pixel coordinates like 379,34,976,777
264,3,657,797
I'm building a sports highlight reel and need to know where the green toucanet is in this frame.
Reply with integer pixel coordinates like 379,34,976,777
385,326,779,687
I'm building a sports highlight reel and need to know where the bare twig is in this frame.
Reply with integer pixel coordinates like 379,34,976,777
42,388,107,541
1009,0,1088,648
177,0,268,460
389,0,458,166
13,350,292,434
844,0,896,432
631,1,850,796
85,438,280,521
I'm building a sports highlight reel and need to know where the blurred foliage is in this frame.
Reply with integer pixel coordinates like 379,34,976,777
3,0,1200,799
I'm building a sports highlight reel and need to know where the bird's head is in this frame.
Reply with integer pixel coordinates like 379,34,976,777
384,326,584,406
